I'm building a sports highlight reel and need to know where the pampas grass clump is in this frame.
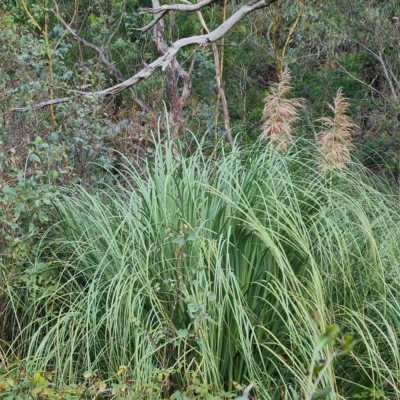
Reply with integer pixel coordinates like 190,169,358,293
7,139,400,400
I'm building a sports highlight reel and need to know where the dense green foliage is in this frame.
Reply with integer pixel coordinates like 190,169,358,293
1,0,399,155
1,0,400,399
3,140,400,399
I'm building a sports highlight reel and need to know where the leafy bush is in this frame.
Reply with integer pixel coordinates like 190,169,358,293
0,136,60,343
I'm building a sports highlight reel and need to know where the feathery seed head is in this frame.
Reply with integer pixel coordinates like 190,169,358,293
260,70,304,152
318,88,356,171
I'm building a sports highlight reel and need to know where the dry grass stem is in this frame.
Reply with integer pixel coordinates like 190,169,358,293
261,70,304,152
318,88,356,171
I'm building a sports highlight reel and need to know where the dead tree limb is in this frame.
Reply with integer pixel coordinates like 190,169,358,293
53,9,125,83
152,0,195,140
10,98,71,113
143,0,218,13
137,0,218,32
12,0,278,112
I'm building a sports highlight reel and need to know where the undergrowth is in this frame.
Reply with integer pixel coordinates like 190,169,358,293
2,140,400,399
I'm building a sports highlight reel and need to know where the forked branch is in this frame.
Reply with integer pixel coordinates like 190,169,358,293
137,0,218,32
12,0,278,112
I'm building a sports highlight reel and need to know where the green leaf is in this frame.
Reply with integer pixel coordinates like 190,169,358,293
288,385,299,400
187,303,199,313
15,202,25,215
174,237,185,247
38,211,49,221
28,153,41,163
173,391,183,400
207,291,216,302
187,231,197,241
311,386,331,400
341,335,355,354
2,185,16,195
5,378,15,387
177,329,188,338
5,221,19,229
31,387,43,395
318,325,340,347
49,132,59,141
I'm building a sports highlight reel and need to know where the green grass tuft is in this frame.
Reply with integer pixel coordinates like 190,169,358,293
8,140,400,399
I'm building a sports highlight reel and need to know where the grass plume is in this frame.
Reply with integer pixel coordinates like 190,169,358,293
318,88,356,170
261,70,304,151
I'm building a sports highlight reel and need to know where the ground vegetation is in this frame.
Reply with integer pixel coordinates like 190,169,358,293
1,0,400,399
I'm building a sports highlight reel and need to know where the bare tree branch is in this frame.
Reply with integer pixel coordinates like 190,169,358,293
79,0,277,97
338,31,400,104
333,59,390,103
52,3,152,112
377,50,399,104
143,0,218,13
11,97,71,112
151,0,195,140
12,0,278,112
135,10,168,33
52,7,125,82
136,0,221,33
